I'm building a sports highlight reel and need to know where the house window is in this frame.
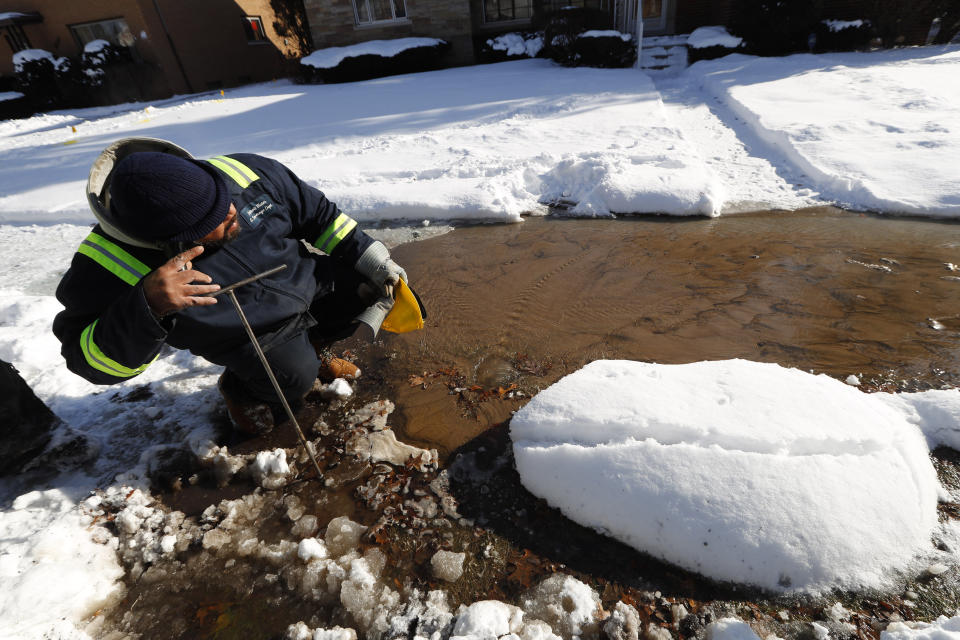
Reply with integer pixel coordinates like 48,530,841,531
70,17,134,49
242,16,267,42
483,0,533,23
353,0,407,25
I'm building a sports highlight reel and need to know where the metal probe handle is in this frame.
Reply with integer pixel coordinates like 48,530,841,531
218,264,324,479
210,264,287,298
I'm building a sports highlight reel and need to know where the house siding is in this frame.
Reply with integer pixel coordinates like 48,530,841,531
1,0,306,99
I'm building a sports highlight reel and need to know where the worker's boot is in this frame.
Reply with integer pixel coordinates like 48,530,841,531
218,372,274,435
318,357,361,383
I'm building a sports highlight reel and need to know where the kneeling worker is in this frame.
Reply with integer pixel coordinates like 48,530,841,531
54,138,407,434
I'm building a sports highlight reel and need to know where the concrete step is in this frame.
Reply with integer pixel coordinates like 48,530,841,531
639,35,688,73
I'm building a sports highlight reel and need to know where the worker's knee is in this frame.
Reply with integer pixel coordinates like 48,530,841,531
229,332,318,405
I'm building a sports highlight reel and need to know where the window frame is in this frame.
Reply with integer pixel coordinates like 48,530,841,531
482,0,534,24
242,15,268,44
68,17,133,50
352,0,409,26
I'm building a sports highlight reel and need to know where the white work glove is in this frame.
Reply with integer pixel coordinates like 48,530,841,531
354,241,408,296
354,292,395,338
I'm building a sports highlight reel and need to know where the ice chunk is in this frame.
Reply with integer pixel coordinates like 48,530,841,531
313,628,358,640
159,535,177,555
706,618,760,640
252,449,292,489
884,615,960,640
604,601,641,640
431,550,466,582
340,556,401,636
324,378,354,399
520,619,562,640
287,622,312,640
520,574,599,639
346,429,436,468
293,514,319,539
511,360,940,592
325,516,367,557
202,528,232,552
298,537,329,562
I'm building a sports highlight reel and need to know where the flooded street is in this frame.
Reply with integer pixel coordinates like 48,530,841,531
108,207,960,640
380,207,960,455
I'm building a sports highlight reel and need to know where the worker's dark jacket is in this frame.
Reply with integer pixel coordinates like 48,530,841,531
53,153,374,385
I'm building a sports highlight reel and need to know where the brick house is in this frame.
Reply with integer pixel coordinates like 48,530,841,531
1,0,309,100
301,0,943,67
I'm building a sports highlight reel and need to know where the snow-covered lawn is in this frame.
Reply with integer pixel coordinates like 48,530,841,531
1,44,960,639
688,47,960,216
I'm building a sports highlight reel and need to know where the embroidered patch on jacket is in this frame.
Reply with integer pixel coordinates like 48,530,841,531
239,194,276,228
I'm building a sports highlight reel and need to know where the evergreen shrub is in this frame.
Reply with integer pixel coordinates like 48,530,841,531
299,40,451,84
731,0,822,56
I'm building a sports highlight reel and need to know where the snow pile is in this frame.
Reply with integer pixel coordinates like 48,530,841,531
0,91,23,102
83,39,110,53
687,47,960,216
300,38,445,69
486,33,544,57
687,26,743,49
883,615,960,640
511,359,941,592
581,30,633,42
823,19,866,32
12,48,68,73
0,486,124,638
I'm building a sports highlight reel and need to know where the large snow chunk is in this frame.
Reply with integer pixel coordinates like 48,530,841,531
510,359,940,592
452,601,524,640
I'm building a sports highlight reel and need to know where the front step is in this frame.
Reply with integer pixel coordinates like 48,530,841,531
638,34,689,73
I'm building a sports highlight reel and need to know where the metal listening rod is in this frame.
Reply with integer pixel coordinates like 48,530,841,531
211,264,324,479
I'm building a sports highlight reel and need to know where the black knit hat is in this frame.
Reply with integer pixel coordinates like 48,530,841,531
109,152,230,243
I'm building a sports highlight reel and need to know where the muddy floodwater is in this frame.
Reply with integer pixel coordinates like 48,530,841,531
378,207,960,455
114,207,960,640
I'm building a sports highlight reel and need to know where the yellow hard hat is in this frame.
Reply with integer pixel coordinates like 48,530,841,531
382,279,426,333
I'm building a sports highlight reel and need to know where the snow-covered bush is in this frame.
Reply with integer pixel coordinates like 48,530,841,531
812,19,874,52
480,32,544,63
538,9,636,69
730,0,821,55
687,26,744,63
12,49,81,110
540,7,612,66
298,38,451,84
11,42,136,111
569,30,636,68
80,39,131,87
